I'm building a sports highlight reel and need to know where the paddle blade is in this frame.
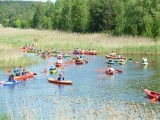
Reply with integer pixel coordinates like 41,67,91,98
7,70,12,73
151,98,157,103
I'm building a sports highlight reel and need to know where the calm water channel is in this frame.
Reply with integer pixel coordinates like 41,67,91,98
0,53,160,118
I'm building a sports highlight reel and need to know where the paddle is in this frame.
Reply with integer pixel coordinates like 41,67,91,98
7,70,12,73
115,70,122,73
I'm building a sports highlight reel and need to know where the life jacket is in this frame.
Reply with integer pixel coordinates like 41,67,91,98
58,76,64,81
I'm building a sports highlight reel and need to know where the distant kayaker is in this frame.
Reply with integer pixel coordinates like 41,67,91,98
110,51,116,57
22,69,27,76
8,74,16,82
50,65,56,70
142,57,148,63
19,66,23,71
13,67,18,73
57,73,64,81
92,49,95,53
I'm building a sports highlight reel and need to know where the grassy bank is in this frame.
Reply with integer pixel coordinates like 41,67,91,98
4,96,160,120
0,27,160,55
0,26,160,68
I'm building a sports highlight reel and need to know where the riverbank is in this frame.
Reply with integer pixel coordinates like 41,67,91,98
0,27,159,68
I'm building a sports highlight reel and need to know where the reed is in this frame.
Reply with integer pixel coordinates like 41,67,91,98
3,96,160,120
1,27,160,55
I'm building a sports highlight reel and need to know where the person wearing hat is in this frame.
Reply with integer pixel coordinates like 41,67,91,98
8,74,16,83
57,73,64,81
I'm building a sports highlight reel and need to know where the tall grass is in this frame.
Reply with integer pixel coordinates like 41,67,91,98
4,96,160,120
1,27,160,55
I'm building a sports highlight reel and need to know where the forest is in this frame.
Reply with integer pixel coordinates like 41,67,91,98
1,0,160,38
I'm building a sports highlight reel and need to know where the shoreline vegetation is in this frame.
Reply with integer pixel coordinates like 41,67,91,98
0,26,160,68
0,26,160,69
1,96,160,120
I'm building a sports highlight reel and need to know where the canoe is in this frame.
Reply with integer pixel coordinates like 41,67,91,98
48,78,72,85
105,70,115,75
144,89,160,100
75,61,83,65
55,63,62,67
4,81,21,86
14,72,35,80
50,70,57,74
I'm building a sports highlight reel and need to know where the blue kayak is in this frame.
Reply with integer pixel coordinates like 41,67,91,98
4,81,21,86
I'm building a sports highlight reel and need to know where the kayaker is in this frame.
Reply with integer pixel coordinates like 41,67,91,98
108,58,112,62
142,57,148,63
80,53,85,59
110,51,116,57
57,73,64,81
50,65,56,70
8,74,16,82
13,67,18,73
19,66,23,71
92,49,95,53
22,69,27,76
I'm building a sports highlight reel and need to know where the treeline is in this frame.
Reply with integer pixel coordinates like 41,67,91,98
1,0,160,38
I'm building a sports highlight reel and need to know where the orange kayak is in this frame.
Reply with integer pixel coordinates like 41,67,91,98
75,61,83,65
14,72,36,80
48,78,72,85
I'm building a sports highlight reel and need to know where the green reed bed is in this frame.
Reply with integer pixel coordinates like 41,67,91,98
4,95,160,120
0,113,11,120
0,47,38,69
1,27,160,55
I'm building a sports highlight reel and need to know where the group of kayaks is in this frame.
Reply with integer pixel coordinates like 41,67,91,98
0,72,37,86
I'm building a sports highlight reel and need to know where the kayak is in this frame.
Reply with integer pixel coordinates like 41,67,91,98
144,89,160,100
75,61,83,65
55,63,62,67
27,50,36,53
142,62,148,65
48,78,72,85
106,61,115,64
105,55,127,60
88,52,97,55
119,61,125,65
73,52,79,54
105,70,115,75
4,81,21,86
14,72,35,80
50,70,57,74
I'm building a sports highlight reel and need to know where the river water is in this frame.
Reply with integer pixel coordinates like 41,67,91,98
0,53,160,118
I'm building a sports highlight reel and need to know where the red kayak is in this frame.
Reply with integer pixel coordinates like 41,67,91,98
105,70,115,75
144,89,160,100
88,52,97,55
14,72,36,80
